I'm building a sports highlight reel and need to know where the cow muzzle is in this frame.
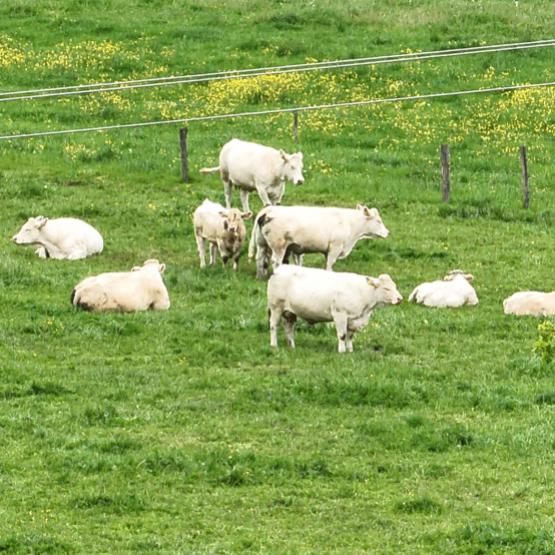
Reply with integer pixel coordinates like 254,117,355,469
294,178,304,185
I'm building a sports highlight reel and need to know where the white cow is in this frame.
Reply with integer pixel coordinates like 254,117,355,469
503,291,555,316
193,199,252,271
71,259,170,312
267,265,402,353
408,270,478,308
249,204,389,279
200,138,304,212
12,216,103,260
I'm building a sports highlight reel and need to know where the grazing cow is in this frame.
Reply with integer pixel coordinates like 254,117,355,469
71,259,170,312
248,204,389,279
12,216,103,260
267,265,402,353
200,138,304,212
193,199,252,270
408,270,478,308
503,291,555,316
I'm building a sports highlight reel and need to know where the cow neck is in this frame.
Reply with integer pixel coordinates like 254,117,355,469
36,238,64,258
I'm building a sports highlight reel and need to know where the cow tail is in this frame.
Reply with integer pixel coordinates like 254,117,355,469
199,166,220,174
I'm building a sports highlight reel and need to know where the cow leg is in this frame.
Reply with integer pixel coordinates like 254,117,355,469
232,253,239,271
283,311,297,348
209,242,218,266
195,234,206,268
256,245,271,280
271,243,288,270
332,311,348,354
239,189,250,213
269,306,283,348
223,179,233,209
345,329,354,353
325,246,342,271
255,183,273,207
275,184,285,205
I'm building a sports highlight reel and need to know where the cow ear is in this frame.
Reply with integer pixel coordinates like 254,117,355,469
363,207,372,217
218,210,227,218
464,273,474,282
131,266,142,272
366,277,380,288
280,149,289,162
241,211,253,220
223,220,229,231
159,263,166,273
36,216,48,229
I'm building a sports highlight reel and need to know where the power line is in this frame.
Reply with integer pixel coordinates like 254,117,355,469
1,80,553,141
1,38,554,103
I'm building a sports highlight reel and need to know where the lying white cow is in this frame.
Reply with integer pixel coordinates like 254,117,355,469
267,265,402,353
503,291,555,316
249,204,389,279
408,270,478,308
193,199,251,270
71,259,170,312
12,216,103,260
200,138,304,212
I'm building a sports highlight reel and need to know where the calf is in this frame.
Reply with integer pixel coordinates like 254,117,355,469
12,216,103,260
249,204,389,279
200,138,304,212
408,270,478,308
193,199,251,271
267,265,402,353
71,259,170,312
503,291,555,316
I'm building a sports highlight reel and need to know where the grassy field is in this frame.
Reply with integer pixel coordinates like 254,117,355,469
1,1,555,553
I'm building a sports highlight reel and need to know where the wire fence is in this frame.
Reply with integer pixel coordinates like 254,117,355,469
1,38,554,104
1,80,554,141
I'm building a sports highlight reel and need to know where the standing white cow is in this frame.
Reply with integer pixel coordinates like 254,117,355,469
503,291,555,316
12,216,103,260
192,199,252,270
267,265,402,353
200,138,304,212
71,259,170,312
249,204,389,279
408,270,478,308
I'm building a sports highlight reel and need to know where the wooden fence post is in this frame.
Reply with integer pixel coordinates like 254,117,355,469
519,145,529,209
292,111,299,144
440,144,450,202
179,127,189,183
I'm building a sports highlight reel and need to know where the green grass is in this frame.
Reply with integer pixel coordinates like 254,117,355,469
1,1,555,553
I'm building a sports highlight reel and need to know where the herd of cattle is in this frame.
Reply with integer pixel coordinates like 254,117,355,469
10,137,555,352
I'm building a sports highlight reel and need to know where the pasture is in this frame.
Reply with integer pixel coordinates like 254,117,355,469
1,1,555,552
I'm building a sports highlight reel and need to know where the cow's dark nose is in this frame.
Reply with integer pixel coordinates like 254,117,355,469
296,179,304,185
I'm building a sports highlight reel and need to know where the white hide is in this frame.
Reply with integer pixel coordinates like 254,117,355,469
249,204,389,279
503,291,555,316
192,199,251,271
12,216,103,260
71,259,170,312
267,265,402,353
408,270,478,308
199,138,304,212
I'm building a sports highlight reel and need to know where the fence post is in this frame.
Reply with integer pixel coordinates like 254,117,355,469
179,127,189,183
519,145,529,209
440,144,450,202
292,111,299,144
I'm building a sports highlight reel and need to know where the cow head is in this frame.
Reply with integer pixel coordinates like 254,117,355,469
219,209,251,235
12,216,49,245
356,205,389,239
367,274,403,305
280,150,304,185
444,269,474,282
132,259,166,274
